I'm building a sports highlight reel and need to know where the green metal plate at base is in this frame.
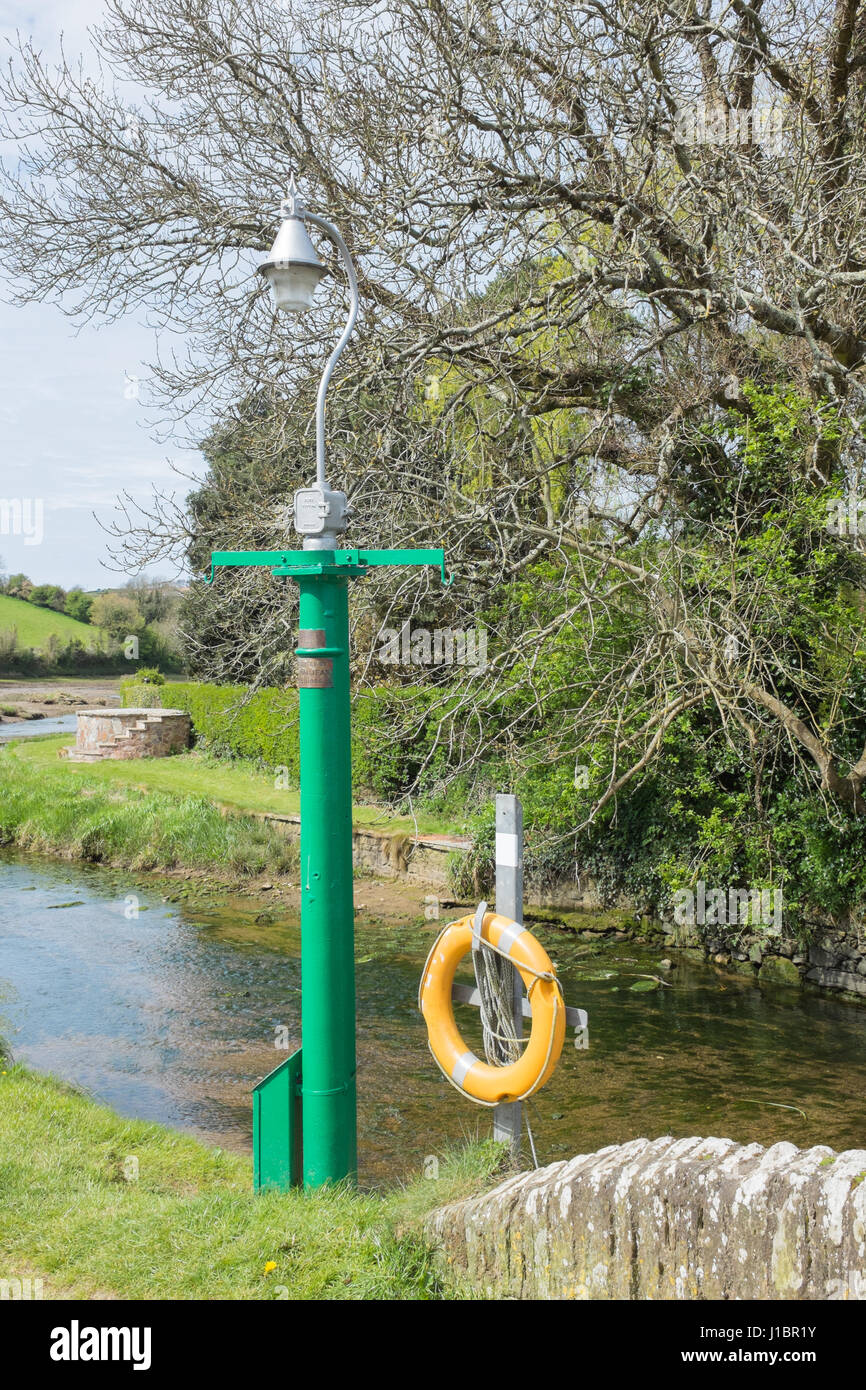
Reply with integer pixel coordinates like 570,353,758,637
253,1048,303,1192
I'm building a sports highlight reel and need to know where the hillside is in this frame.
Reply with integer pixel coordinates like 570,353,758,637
0,595,103,649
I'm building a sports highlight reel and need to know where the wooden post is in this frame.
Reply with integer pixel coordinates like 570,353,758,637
492,793,523,1161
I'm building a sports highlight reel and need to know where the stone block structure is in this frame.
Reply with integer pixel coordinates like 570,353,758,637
61,708,191,762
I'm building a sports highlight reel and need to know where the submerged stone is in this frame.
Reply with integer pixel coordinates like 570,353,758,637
760,956,802,986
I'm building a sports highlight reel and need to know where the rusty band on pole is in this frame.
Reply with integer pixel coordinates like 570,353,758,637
296,628,334,689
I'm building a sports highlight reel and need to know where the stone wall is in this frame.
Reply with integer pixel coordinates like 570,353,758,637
654,918,866,999
250,810,470,887
426,1135,866,1300
519,898,866,1001
521,877,866,1000
61,708,191,762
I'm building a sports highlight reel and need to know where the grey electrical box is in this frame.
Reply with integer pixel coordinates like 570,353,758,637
294,485,348,543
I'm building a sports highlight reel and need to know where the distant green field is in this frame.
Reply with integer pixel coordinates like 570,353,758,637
0,595,102,650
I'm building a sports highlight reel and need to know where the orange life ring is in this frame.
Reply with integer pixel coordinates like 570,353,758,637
418,911,565,1105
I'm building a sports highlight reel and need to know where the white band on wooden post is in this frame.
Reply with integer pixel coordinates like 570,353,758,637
493,793,523,1160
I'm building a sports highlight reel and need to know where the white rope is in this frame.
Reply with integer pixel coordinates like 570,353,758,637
471,899,523,1068
472,905,564,1110
524,1103,540,1169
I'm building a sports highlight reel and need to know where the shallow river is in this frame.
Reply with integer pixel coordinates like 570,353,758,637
1,851,865,1186
0,714,77,740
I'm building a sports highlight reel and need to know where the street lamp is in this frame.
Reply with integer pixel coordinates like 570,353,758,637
259,179,355,550
208,183,448,1192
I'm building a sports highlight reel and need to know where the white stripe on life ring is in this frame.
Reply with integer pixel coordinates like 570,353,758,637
451,1050,479,1087
496,920,526,956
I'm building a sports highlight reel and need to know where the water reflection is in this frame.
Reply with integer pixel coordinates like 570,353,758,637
1,851,865,1186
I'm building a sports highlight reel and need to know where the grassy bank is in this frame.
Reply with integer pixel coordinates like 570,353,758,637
0,1064,499,1299
0,594,105,649
0,744,298,878
4,734,462,838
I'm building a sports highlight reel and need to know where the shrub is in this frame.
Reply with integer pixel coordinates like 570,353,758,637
120,678,447,797
29,583,67,611
90,591,145,638
124,680,302,778
64,589,93,624
119,682,163,708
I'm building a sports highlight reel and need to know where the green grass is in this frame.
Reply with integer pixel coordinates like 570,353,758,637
5,735,463,837
0,595,104,650
0,745,298,877
0,1064,500,1299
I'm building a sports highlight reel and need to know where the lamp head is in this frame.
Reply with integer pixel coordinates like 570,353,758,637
258,187,326,312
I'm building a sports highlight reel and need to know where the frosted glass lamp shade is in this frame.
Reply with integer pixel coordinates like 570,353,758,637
261,260,327,311
258,215,326,313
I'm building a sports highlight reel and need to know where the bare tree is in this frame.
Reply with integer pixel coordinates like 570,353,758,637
3,0,866,820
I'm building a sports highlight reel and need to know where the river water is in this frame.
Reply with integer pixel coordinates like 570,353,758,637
0,715,77,740
1,850,865,1186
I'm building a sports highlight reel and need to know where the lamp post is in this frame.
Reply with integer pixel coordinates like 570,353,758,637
260,183,358,1188
258,179,356,547
208,183,449,1191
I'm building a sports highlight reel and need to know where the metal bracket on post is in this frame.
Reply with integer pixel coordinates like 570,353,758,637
451,982,587,1040
205,547,453,586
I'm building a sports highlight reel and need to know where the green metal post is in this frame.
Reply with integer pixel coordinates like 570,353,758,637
207,547,448,1192
295,570,357,1187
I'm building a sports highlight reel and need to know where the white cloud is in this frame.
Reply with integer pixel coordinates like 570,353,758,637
0,296,204,588
0,2,110,58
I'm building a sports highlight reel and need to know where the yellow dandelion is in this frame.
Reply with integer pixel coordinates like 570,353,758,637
264,1261,277,1275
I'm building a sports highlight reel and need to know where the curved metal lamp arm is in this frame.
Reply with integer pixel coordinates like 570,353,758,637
303,210,359,490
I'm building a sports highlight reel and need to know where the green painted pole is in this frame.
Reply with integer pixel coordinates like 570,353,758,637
209,546,446,1192
295,569,357,1188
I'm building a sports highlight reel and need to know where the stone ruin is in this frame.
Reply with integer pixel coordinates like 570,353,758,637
61,707,191,763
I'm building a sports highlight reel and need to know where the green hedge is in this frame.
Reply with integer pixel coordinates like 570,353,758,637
120,678,443,799
122,679,301,778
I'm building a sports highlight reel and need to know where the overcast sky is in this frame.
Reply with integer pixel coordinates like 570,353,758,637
0,1,200,590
